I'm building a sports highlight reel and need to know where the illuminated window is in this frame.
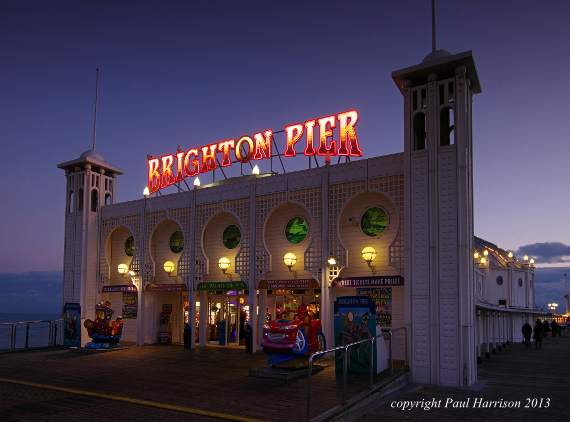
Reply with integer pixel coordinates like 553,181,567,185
222,225,241,249
170,231,184,253
496,276,503,286
125,236,134,257
360,207,388,237
285,217,308,244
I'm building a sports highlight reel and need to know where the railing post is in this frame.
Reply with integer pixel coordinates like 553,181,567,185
389,331,393,375
307,354,314,422
343,344,348,404
53,323,57,347
25,324,29,348
369,337,374,388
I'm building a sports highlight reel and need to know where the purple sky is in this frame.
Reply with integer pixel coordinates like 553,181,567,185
1,0,569,313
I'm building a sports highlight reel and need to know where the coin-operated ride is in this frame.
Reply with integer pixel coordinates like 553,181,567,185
83,301,124,349
261,305,326,368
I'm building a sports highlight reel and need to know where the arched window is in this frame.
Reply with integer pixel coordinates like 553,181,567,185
413,113,427,150
78,188,83,211
440,107,455,146
68,191,74,213
91,189,98,212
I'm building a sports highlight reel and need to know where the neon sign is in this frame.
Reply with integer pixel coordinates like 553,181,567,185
147,110,361,194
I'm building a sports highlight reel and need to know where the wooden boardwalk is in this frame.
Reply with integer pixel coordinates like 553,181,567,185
0,343,401,421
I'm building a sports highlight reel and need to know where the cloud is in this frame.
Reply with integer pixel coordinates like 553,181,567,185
515,242,570,264
533,267,570,312
0,271,62,313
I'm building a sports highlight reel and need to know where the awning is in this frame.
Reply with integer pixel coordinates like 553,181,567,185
257,279,319,289
145,283,188,292
102,284,137,293
197,281,248,291
331,275,404,288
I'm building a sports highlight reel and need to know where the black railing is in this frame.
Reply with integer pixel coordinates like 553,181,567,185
306,327,407,421
0,319,63,352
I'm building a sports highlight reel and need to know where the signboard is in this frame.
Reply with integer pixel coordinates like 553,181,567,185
258,279,319,290
197,281,248,291
102,285,137,293
147,110,361,194
122,292,138,319
146,283,188,292
357,288,392,327
331,275,404,288
334,296,385,374
63,303,81,348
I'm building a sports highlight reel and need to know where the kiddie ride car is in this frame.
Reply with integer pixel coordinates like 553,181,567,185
83,301,124,349
261,305,326,368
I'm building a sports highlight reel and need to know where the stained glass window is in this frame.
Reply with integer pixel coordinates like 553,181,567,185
125,236,134,257
285,217,308,244
223,225,241,249
170,231,184,253
360,207,388,237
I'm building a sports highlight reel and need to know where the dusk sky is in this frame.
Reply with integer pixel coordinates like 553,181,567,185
1,0,569,313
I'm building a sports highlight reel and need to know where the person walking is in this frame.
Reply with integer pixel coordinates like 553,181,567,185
542,319,550,339
533,319,543,349
521,321,532,349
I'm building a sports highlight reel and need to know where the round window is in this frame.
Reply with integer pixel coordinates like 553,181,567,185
125,236,134,257
360,207,388,237
169,231,184,253
518,278,523,287
496,276,503,286
223,225,241,249
285,217,308,244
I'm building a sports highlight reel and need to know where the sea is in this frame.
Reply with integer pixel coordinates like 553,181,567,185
0,313,61,324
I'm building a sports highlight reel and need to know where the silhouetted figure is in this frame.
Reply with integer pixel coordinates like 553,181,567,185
542,320,550,339
521,322,532,349
551,320,559,337
533,319,543,349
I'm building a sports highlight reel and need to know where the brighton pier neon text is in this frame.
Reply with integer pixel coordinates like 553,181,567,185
147,110,361,194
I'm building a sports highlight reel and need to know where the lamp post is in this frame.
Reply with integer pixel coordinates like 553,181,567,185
548,303,558,322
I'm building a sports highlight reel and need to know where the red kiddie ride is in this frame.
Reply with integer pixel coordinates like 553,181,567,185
261,305,326,356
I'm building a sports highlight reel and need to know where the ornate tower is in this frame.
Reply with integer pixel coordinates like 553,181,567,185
392,50,481,387
58,149,123,335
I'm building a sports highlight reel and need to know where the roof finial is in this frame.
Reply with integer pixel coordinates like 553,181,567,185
431,0,436,52
92,68,100,151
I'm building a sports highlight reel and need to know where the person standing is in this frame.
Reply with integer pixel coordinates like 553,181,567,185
551,320,559,337
521,322,532,349
533,319,543,349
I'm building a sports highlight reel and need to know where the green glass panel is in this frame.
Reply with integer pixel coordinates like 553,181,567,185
170,231,184,253
285,217,308,244
125,236,134,257
223,225,241,249
360,207,388,237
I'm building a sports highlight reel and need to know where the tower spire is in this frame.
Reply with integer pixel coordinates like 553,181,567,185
92,68,99,151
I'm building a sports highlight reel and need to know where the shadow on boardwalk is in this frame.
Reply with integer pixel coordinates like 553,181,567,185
326,336,570,422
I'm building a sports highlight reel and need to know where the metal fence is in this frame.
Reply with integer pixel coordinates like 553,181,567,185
306,327,407,421
0,319,63,352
